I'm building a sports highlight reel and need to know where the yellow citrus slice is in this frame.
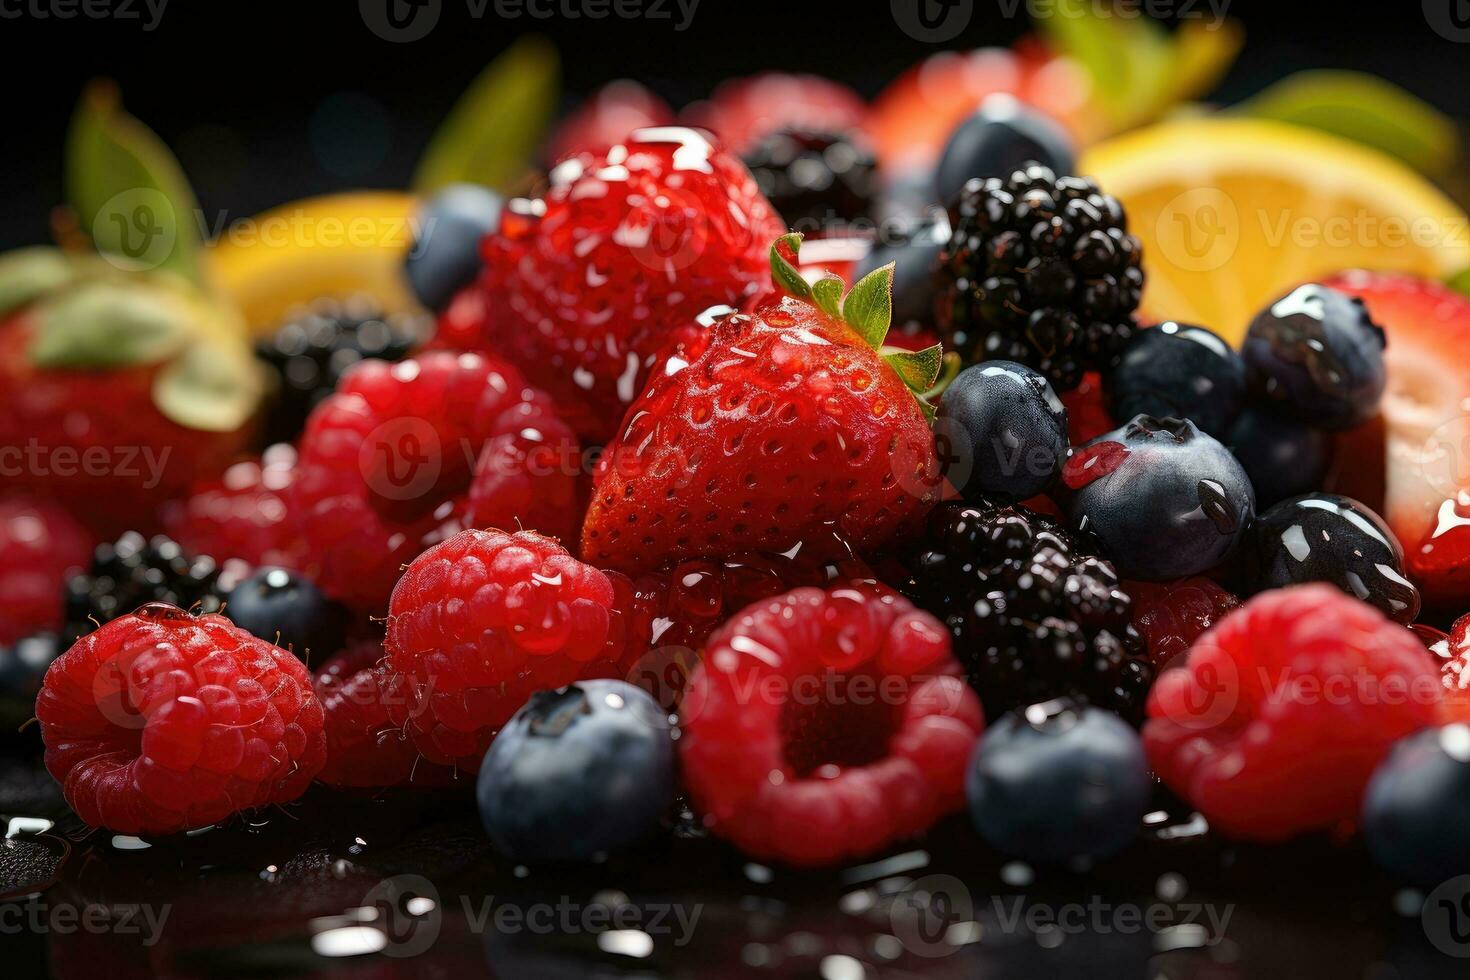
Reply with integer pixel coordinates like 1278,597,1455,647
1080,117,1470,344
201,191,422,334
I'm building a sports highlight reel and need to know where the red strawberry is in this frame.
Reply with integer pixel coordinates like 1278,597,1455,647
545,80,675,162
1324,272,1470,612
466,128,784,443
582,234,944,575
682,73,867,155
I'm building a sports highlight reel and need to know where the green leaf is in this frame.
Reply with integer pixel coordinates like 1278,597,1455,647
413,36,560,194
66,82,202,282
841,262,894,351
1237,70,1458,176
923,351,964,401
0,248,86,321
28,280,189,370
1038,0,1172,129
152,341,265,433
1447,267,1470,299
883,344,943,394
769,233,811,301
811,275,844,319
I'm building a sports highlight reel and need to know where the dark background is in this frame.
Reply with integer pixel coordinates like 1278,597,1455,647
1,0,1466,248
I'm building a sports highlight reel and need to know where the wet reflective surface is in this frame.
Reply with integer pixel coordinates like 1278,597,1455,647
4,737,1468,979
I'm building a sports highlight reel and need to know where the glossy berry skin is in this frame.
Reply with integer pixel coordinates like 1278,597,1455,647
1108,322,1246,437
1064,416,1255,581
939,361,1067,501
35,603,325,834
1245,494,1419,624
679,585,984,868
1243,283,1386,430
160,444,307,572
291,352,581,610
582,297,941,576
477,680,674,863
0,496,92,645
473,128,784,442
62,532,240,643
934,96,1076,207
405,185,502,313
1226,406,1332,509
851,214,949,330
225,567,350,662
1362,725,1470,883
967,700,1150,865
384,530,617,771
1145,585,1442,841
1126,577,1239,670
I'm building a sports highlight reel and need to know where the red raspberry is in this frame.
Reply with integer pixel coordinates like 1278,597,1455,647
314,641,454,789
35,602,325,834
160,444,307,571
678,585,984,867
470,128,784,442
291,352,582,610
1430,613,1470,724
1127,577,1241,670
683,73,868,154
384,529,616,770
1144,585,1442,841
0,495,92,644
545,79,676,161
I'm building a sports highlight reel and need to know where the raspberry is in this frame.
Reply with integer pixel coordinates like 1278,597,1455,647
0,496,92,645
1144,585,1442,841
291,352,581,610
1127,577,1240,670
314,642,453,789
678,585,984,867
35,603,326,834
471,128,784,442
384,529,616,771
160,444,307,572
1431,613,1470,725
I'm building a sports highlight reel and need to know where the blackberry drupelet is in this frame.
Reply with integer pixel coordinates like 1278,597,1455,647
936,163,1144,392
743,127,877,227
896,500,1154,722
62,532,243,642
254,301,424,447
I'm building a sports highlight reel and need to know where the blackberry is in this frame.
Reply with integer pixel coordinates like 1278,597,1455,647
62,533,245,642
254,300,424,446
894,500,1154,722
937,163,1144,392
743,127,877,227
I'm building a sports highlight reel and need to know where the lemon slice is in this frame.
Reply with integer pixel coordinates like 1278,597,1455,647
1080,118,1470,344
201,191,422,334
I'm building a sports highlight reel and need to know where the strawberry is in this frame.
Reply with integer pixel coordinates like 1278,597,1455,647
581,234,944,575
1324,272,1470,612
682,73,867,155
465,128,784,443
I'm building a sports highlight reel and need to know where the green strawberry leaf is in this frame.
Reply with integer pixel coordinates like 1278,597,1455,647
0,248,85,321
66,82,202,283
882,344,943,393
152,341,265,433
413,36,560,194
28,279,189,370
842,262,895,351
769,233,812,300
811,274,844,319
1237,70,1458,176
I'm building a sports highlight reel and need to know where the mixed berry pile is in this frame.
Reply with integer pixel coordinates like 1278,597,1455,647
4,68,1470,896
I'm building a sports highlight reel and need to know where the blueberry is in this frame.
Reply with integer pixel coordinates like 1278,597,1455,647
966,699,1150,865
1363,725,1470,883
939,360,1067,500
934,95,1076,208
1107,322,1246,437
852,212,949,329
477,680,674,864
1064,415,1255,580
405,184,502,312
1226,406,1332,508
0,633,60,731
225,567,349,660
1244,493,1419,623
1242,283,1386,430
